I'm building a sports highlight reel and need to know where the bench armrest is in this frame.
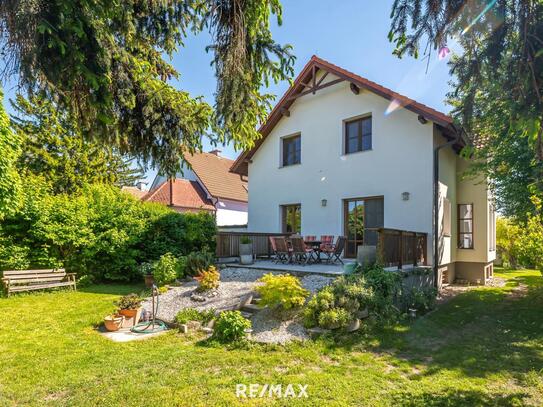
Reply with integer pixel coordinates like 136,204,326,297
65,273,77,277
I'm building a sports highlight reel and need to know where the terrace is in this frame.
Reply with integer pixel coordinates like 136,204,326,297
216,228,428,275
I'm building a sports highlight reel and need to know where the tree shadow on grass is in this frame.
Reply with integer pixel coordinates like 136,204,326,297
321,273,543,380
390,388,529,407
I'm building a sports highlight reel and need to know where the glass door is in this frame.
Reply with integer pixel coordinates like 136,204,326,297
344,197,384,258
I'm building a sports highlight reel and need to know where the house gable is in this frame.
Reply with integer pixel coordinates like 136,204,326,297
230,55,466,176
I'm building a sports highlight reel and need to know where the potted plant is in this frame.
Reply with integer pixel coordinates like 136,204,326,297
239,236,253,265
104,314,124,332
115,293,143,326
140,262,154,288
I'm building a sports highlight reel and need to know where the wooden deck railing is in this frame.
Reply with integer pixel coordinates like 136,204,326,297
377,228,428,269
216,232,290,258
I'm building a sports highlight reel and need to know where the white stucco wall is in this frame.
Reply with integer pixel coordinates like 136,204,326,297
216,199,248,227
247,77,435,260
456,158,496,263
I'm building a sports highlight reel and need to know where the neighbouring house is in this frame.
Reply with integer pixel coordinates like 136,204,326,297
146,150,248,229
230,56,496,285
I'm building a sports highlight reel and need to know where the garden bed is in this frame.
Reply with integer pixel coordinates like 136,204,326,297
142,267,334,343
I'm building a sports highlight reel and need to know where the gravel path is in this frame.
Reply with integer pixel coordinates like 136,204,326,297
142,267,334,343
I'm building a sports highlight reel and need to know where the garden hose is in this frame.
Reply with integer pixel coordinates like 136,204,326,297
130,284,168,334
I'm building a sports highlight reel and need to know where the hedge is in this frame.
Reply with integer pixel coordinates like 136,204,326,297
0,182,216,282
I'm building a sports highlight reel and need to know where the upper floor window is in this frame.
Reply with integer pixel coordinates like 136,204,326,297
345,116,372,154
458,203,474,249
282,134,301,166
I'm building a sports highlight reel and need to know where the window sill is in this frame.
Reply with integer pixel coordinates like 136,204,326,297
457,247,475,250
279,163,302,169
341,149,373,157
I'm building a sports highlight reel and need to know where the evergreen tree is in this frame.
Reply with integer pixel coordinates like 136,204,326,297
389,0,543,220
0,1,294,175
11,95,144,194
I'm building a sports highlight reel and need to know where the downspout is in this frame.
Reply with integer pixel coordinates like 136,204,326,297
433,126,462,289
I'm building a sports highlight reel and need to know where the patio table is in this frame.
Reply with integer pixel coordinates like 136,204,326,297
304,240,322,263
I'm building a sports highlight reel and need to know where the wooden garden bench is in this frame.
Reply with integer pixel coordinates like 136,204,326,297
2,269,76,296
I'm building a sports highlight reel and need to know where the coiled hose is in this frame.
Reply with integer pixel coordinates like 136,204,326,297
130,284,168,333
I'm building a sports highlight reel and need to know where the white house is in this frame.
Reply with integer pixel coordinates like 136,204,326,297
230,56,496,285
146,150,248,229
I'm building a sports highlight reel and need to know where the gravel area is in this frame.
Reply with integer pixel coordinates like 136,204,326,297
142,267,334,343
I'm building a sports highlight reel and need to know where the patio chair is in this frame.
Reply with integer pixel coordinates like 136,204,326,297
304,235,317,241
290,236,316,265
320,235,334,250
274,236,292,264
322,236,346,265
269,236,280,263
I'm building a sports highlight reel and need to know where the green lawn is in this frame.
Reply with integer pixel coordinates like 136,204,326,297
1,269,542,406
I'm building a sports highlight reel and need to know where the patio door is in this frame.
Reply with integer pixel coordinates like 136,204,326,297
343,197,384,258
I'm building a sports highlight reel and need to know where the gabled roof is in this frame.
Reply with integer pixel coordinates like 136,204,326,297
231,55,464,176
142,179,215,211
184,152,248,202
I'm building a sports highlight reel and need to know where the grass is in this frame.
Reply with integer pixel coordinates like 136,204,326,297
0,269,542,406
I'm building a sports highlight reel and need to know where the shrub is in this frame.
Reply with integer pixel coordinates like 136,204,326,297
256,273,309,310
195,266,220,292
303,275,374,330
317,308,351,329
115,293,142,310
402,287,437,313
139,262,153,276
213,311,251,343
240,236,252,244
185,251,215,277
0,182,216,282
175,308,216,325
152,253,179,287
176,256,187,278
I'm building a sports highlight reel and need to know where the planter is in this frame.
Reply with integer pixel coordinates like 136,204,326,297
408,308,417,318
347,318,361,332
118,307,142,327
104,315,124,332
144,274,154,288
239,243,254,265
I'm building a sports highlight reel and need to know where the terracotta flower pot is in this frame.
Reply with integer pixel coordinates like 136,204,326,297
104,315,124,332
118,307,142,324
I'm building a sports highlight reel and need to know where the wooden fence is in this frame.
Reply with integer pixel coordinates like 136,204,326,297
377,228,428,269
216,232,290,258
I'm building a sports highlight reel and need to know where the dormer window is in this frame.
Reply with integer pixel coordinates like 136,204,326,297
345,116,372,154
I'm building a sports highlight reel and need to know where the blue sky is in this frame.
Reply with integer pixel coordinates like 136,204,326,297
2,0,458,185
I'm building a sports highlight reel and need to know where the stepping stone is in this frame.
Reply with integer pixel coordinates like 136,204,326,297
237,293,253,310
307,327,329,339
241,303,260,313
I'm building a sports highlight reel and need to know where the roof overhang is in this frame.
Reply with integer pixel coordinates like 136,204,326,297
230,55,466,176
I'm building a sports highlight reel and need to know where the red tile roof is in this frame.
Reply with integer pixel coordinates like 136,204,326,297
185,152,248,202
142,179,215,211
231,55,463,175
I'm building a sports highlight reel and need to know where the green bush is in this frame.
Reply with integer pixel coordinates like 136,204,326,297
256,273,309,310
185,251,215,277
497,216,543,269
152,253,179,287
303,266,402,330
0,182,216,282
175,307,216,325
402,287,437,313
317,308,351,329
213,311,251,343
303,275,374,330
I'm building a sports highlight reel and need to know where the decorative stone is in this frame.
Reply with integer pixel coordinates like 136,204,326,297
206,319,215,328
187,321,202,331
237,293,253,310
357,307,369,319
179,324,188,333
408,308,417,318
240,311,253,319
207,290,219,298
190,293,206,302
347,318,361,332
307,327,329,339
201,327,213,334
